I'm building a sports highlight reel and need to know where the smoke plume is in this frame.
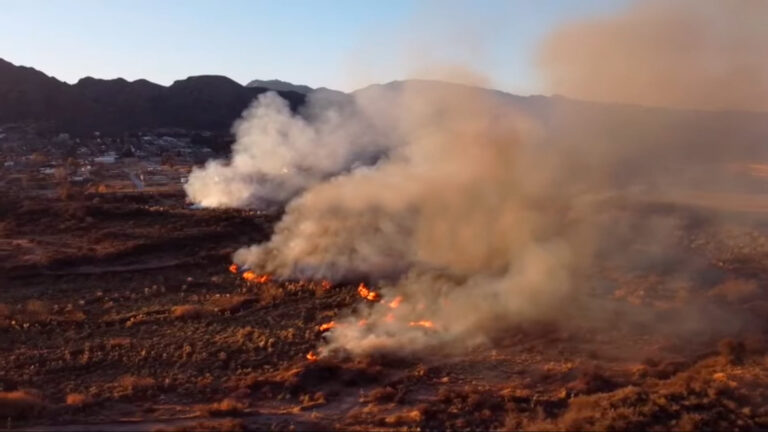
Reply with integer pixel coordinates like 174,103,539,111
227,81,585,355
184,90,390,208
185,0,767,356
538,0,768,112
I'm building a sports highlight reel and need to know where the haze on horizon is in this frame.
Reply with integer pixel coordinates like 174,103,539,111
0,0,627,95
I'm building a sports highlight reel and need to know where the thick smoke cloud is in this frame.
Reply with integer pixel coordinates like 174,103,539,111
185,0,766,356
538,0,768,112
226,81,599,355
184,90,390,208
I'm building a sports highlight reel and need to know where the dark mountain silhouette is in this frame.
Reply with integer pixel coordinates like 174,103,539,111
2,57,768,176
246,78,314,94
0,58,306,134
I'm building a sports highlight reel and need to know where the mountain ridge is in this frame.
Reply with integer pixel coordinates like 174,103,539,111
0,58,306,134
2,57,768,169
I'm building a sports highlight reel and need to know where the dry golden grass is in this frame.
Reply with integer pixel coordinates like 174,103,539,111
59,306,86,323
170,305,213,319
258,284,285,305
201,398,246,417
206,295,255,314
107,337,132,349
0,390,44,419
384,409,423,426
115,375,157,398
65,392,91,408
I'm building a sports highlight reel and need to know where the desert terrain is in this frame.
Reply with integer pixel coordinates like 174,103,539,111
1,146,768,432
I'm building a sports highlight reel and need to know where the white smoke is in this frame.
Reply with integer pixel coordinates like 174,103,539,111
209,80,582,355
184,90,391,208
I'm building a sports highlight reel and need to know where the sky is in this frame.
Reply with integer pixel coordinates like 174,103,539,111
0,0,629,95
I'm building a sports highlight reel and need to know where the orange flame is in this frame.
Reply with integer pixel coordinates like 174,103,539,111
306,351,318,362
409,320,435,329
388,296,403,309
358,283,380,301
321,280,332,290
228,264,239,274
243,271,271,283
318,321,336,332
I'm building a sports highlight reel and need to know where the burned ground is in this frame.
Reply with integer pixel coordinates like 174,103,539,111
1,186,768,431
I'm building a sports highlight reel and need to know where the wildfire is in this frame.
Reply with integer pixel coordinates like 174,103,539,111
321,280,332,290
228,263,239,274
318,321,336,332
358,283,380,301
242,271,271,283
306,351,318,362
409,320,435,329
388,296,403,309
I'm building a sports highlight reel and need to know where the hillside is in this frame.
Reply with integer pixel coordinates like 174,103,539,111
0,58,306,134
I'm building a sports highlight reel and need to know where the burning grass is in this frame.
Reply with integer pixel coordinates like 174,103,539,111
4,189,768,430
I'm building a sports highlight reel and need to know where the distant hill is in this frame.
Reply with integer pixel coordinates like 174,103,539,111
2,57,768,176
0,58,306,134
246,79,314,94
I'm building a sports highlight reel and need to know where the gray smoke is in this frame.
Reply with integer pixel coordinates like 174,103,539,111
184,0,768,357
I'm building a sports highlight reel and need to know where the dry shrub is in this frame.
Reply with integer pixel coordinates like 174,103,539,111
22,300,51,322
718,339,746,365
107,337,132,349
125,314,150,327
422,386,507,430
385,409,423,426
207,296,255,314
547,386,651,431
202,398,246,417
65,392,91,408
235,326,256,346
60,306,86,323
258,284,284,305
566,367,620,396
0,390,44,419
116,375,156,397
527,360,768,432
361,386,398,403
170,305,213,319
647,359,691,380
299,392,327,410
709,279,760,303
